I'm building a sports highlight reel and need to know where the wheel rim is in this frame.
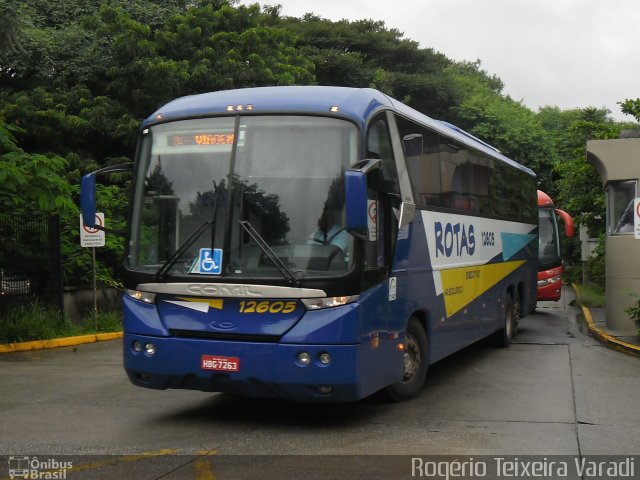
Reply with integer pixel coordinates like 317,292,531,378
402,333,421,383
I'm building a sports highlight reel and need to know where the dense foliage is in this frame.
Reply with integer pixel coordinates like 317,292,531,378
0,0,638,288
619,98,640,122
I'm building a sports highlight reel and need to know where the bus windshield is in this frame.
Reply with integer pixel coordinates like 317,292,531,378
538,206,560,270
127,116,358,279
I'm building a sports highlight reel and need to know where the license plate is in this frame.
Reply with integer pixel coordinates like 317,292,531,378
201,355,240,372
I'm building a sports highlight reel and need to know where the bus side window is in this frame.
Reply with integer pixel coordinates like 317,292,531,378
366,116,398,189
395,115,441,208
365,116,398,269
440,139,480,212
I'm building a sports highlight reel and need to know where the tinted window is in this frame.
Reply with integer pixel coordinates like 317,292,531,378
608,180,637,235
367,115,398,186
395,114,536,223
538,207,560,267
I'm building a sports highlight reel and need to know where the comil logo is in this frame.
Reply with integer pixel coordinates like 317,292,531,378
7,456,73,479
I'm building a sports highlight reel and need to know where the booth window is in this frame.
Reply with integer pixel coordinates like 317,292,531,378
607,180,637,235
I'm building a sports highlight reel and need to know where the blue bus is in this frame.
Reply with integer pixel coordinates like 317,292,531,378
81,86,538,402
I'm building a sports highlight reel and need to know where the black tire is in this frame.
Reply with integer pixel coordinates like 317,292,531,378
495,295,515,348
512,295,522,336
385,317,428,401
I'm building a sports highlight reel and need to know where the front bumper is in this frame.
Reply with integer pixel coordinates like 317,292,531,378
124,333,365,402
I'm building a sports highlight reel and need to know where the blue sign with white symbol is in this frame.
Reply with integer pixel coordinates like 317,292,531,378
189,248,223,275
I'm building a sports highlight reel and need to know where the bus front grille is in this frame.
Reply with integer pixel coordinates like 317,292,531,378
169,329,281,343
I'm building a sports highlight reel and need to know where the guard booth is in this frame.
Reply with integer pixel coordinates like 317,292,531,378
587,132,640,333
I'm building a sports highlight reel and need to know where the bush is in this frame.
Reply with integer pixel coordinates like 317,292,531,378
624,292,640,337
583,234,605,288
575,284,605,308
0,299,121,343
0,300,71,343
563,262,582,285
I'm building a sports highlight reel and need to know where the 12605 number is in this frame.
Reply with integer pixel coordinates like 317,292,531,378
238,300,296,314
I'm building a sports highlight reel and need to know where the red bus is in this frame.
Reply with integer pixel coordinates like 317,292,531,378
537,190,574,301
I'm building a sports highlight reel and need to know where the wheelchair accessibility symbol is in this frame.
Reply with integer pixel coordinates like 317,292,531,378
189,248,223,275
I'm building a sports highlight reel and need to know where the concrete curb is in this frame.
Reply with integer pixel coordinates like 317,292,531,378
0,331,123,354
573,284,640,358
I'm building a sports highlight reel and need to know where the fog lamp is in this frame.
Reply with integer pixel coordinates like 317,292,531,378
297,352,311,366
319,353,331,365
145,343,156,356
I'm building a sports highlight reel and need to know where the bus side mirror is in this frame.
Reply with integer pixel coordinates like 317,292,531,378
555,209,574,238
345,170,368,234
81,173,97,227
345,159,382,237
402,133,423,157
80,163,133,231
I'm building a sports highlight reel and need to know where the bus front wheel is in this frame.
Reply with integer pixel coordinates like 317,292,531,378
385,316,428,401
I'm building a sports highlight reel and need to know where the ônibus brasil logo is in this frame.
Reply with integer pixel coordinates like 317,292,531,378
7,456,73,479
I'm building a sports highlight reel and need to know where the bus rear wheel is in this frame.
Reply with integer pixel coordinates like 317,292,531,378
496,295,515,347
385,317,428,401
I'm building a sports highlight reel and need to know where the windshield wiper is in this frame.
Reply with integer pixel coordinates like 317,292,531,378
155,182,223,280
238,220,299,286
155,219,214,280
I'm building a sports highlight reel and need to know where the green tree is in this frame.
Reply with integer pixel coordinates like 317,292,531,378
2,0,634,292
619,98,640,122
553,107,619,237
1,1,315,161
72,1,314,122
0,0,25,64
283,14,457,118
1,118,77,283
446,61,554,184
0,117,130,286
0,0,319,287
0,119,76,213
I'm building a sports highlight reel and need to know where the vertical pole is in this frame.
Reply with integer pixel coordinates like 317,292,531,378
92,247,97,329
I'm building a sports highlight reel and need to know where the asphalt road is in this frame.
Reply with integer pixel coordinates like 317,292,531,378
1,287,639,479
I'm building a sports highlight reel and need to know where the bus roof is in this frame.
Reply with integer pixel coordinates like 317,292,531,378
145,86,535,177
144,86,388,128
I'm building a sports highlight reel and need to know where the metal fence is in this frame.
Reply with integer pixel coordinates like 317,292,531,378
0,212,63,310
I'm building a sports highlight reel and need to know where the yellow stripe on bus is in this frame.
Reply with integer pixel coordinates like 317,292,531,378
440,260,526,318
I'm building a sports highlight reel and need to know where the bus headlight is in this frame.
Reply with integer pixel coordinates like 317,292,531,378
126,289,156,304
301,295,358,310
537,275,561,288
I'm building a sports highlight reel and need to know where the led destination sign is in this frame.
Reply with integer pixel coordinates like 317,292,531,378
168,133,235,147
